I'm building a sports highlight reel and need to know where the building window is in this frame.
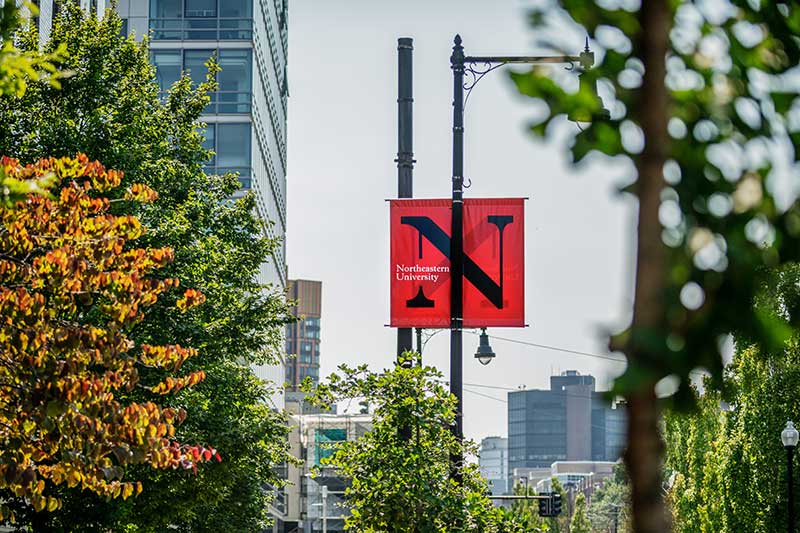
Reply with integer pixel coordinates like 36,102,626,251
151,49,252,114
150,0,253,40
200,123,252,189
151,50,181,94
315,429,346,466
217,50,252,113
303,317,320,339
185,0,216,17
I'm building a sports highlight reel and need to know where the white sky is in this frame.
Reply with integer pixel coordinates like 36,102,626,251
286,0,638,442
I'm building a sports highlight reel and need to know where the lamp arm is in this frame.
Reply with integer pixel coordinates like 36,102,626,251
462,54,585,111
465,55,581,64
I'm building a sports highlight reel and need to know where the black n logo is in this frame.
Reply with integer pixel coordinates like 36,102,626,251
400,215,513,309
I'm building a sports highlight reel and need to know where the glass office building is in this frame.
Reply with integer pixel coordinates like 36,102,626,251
24,0,289,328
131,0,289,293
58,0,291,408
25,0,289,414
508,371,626,475
479,436,509,496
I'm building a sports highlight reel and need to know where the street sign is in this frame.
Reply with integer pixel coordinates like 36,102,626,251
389,198,524,328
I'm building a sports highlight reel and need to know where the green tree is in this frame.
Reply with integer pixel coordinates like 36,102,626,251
550,477,570,533
512,2,800,531
305,354,519,532
0,2,63,98
0,2,64,205
664,265,800,533
571,493,592,533
500,480,548,531
0,6,294,531
589,465,630,533
666,340,800,533
0,155,214,522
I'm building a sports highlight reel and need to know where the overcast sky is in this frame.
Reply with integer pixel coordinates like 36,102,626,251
286,0,638,442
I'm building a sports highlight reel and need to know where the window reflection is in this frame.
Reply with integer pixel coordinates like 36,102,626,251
150,49,252,114
200,123,252,190
184,49,214,87
185,0,216,18
151,50,181,94
150,0,180,18
150,0,253,40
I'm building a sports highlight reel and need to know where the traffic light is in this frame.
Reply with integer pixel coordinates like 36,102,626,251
551,492,562,516
537,492,551,517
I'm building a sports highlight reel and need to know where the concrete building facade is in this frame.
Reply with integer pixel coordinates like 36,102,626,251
507,371,626,480
479,436,509,496
533,460,618,502
285,413,372,533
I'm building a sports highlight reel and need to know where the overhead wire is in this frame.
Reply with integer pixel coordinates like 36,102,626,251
462,330,626,364
460,330,708,380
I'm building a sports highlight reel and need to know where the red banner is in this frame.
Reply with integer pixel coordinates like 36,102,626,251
390,198,524,328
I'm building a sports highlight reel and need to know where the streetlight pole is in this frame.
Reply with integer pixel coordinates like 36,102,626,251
784,421,799,533
519,476,529,495
447,34,606,483
449,35,466,484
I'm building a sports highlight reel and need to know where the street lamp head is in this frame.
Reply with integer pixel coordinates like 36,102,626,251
569,38,611,124
783,420,799,449
474,328,496,365
578,36,594,70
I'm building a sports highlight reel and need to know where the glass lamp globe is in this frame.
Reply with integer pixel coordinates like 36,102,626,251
782,420,799,448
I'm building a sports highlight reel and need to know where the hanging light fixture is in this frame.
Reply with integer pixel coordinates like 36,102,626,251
474,328,496,366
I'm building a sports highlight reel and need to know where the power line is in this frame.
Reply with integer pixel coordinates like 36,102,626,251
463,330,626,364
461,384,623,403
462,386,624,434
461,330,707,379
463,387,507,403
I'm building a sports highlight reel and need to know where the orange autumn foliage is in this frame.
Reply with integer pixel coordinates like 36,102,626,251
0,155,219,520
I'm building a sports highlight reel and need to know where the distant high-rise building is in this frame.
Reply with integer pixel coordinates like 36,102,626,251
479,436,509,495
507,371,626,476
285,279,322,390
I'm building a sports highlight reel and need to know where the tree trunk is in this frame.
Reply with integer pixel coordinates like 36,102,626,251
625,390,668,533
625,0,671,532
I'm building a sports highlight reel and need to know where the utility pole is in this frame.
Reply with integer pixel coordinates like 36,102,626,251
396,37,415,366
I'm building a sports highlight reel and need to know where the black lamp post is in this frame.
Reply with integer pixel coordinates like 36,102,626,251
784,420,799,533
448,34,608,483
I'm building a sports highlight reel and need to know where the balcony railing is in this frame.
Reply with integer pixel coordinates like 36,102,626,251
160,90,251,114
210,91,252,114
150,18,253,41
